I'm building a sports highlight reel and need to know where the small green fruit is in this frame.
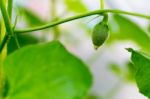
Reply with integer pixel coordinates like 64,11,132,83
92,21,109,49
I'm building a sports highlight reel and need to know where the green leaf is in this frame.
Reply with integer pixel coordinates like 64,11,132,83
64,0,87,13
4,41,92,99
109,15,150,51
128,48,150,98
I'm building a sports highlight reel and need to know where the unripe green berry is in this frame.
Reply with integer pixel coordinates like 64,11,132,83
92,21,109,50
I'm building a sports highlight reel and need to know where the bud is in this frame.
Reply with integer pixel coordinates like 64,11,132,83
92,14,109,50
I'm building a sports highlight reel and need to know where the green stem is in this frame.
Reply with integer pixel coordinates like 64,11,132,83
7,0,13,19
0,0,20,48
14,9,150,34
0,21,5,98
0,0,14,53
100,0,104,9
0,0,7,97
0,35,12,53
0,0,13,36
50,0,60,40
102,14,108,23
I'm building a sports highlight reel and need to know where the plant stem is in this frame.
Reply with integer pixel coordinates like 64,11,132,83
14,9,150,34
0,20,6,98
0,0,20,48
0,0,14,53
7,0,13,19
50,0,60,40
0,0,13,36
0,35,12,53
100,0,104,9
0,22,6,61
0,0,7,97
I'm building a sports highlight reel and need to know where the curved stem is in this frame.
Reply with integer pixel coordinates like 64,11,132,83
14,9,150,34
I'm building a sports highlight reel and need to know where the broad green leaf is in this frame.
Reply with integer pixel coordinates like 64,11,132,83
18,6,45,27
109,15,150,51
64,0,87,13
128,48,150,98
4,41,92,99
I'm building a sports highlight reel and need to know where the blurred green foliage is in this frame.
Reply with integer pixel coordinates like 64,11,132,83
128,48,150,98
109,62,135,82
85,95,99,99
109,14,150,51
125,62,135,82
7,6,44,54
64,0,88,13
4,41,92,99
7,34,39,54
18,6,45,27
148,24,150,33
109,63,122,76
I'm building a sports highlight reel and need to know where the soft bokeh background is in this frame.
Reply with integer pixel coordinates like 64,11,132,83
8,0,150,99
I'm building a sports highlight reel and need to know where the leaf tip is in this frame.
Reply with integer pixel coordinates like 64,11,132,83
126,48,134,52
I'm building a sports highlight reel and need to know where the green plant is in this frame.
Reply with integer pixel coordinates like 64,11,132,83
0,0,150,99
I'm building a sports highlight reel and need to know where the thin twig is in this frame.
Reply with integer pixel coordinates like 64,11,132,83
14,9,150,34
